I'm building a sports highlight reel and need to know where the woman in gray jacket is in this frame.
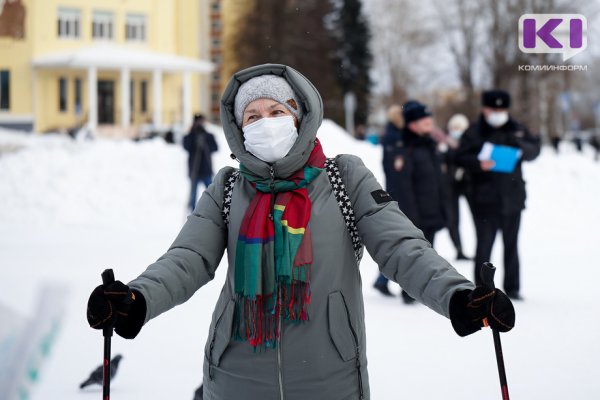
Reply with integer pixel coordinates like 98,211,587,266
87,64,515,400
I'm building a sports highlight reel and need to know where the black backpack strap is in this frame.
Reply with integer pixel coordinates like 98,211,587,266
222,170,240,225
325,157,364,265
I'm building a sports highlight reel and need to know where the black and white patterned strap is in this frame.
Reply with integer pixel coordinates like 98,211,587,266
221,170,240,225
325,158,364,264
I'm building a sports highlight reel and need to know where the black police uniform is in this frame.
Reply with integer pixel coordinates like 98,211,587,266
456,107,540,297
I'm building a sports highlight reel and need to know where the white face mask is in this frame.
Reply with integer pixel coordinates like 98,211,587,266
449,130,463,140
486,111,509,128
242,116,298,163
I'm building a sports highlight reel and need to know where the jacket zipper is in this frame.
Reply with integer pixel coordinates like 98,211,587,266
355,345,364,400
271,165,284,399
341,294,364,399
208,300,238,381
269,166,276,220
277,290,285,399
208,310,226,380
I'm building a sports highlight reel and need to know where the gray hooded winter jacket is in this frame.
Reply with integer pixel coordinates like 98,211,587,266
128,64,475,400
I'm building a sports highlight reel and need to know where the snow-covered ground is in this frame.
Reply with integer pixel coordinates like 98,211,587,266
1,122,599,399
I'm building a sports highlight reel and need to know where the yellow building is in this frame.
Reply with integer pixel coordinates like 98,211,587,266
0,0,213,136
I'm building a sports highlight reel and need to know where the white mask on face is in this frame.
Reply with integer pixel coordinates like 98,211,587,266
449,130,463,140
486,111,509,128
242,115,298,163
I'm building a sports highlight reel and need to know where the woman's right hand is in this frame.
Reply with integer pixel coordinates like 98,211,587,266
480,160,495,171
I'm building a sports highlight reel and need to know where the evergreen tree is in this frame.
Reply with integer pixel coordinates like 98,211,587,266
227,0,340,122
330,0,372,127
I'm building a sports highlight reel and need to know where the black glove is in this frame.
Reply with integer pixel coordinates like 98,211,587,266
449,286,515,337
87,280,146,339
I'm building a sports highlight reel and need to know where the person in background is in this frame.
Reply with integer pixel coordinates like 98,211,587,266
164,130,175,144
590,133,600,161
183,114,218,211
550,132,561,153
86,65,515,400
456,90,540,300
373,104,404,296
444,113,472,261
375,101,447,304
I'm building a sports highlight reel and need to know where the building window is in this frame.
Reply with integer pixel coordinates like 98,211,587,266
125,14,146,42
74,78,82,115
59,77,67,112
92,11,114,40
0,70,9,110
140,80,147,113
57,8,81,39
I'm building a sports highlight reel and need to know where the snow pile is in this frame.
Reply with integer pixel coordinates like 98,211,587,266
0,131,189,230
317,119,383,180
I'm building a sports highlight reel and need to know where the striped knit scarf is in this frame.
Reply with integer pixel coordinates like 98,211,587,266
234,139,326,349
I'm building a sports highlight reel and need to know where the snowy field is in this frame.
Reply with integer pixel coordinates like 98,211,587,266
1,122,599,399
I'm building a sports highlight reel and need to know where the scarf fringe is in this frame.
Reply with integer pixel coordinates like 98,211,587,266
234,267,312,350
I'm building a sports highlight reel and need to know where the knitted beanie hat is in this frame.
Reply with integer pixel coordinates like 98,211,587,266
234,75,303,126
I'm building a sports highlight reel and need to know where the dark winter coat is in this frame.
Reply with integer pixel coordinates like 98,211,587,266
128,64,474,400
384,127,446,231
381,120,404,187
183,125,218,180
455,115,540,215
443,145,470,199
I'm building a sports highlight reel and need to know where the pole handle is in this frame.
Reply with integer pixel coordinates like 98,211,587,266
480,262,510,399
101,269,115,337
480,262,497,289
102,269,115,286
101,269,115,399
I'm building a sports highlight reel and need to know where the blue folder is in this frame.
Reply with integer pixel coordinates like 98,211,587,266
478,142,522,173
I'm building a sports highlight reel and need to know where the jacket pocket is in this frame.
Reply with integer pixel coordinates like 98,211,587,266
327,291,365,399
327,291,358,362
205,297,235,378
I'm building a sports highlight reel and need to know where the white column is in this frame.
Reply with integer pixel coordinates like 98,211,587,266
152,69,162,129
31,67,37,132
199,74,210,121
182,71,191,128
120,68,131,128
87,67,98,131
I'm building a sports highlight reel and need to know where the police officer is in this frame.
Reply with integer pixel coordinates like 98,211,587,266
374,101,447,303
455,90,540,300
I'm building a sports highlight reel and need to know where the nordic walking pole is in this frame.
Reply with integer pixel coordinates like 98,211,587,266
479,262,510,400
101,269,115,400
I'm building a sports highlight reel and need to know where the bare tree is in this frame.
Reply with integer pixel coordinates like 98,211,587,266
432,0,483,113
365,0,437,106
433,0,592,136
